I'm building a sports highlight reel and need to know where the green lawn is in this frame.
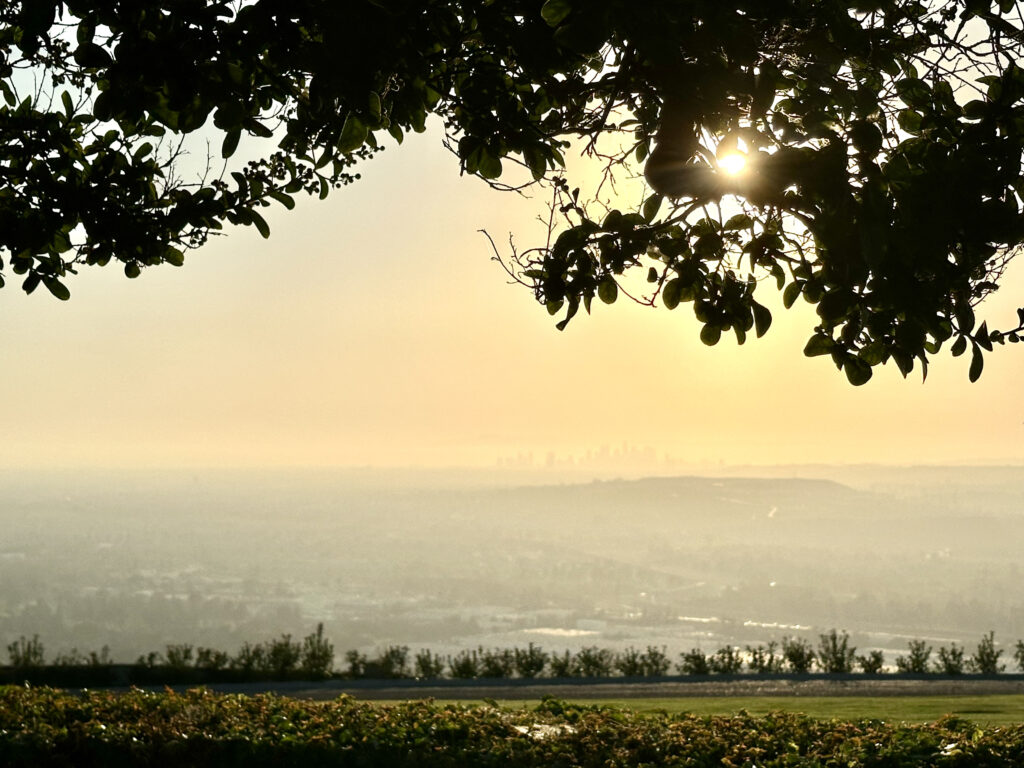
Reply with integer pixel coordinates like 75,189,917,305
372,695,1024,725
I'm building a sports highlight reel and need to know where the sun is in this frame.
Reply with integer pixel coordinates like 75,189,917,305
718,151,748,176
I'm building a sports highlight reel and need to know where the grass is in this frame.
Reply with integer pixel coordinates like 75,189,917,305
370,695,1024,725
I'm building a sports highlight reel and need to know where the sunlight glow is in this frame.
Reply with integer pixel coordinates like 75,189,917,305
718,151,748,176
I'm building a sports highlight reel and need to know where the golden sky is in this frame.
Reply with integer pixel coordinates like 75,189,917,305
1,123,1022,471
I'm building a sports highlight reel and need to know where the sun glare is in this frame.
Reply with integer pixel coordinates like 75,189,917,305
718,151,747,176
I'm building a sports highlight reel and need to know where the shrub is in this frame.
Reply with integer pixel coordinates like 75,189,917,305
818,629,855,674
7,635,45,668
414,649,446,678
640,645,672,676
708,646,744,674
512,643,549,678
677,648,710,675
548,650,576,677
615,646,645,676
479,647,515,678
857,649,885,674
574,646,615,677
299,624,334,678
968,631,1004,674
747,642,783,674
782,636,816,673
895,639,932,673
448,649,481,679
935,644,965,675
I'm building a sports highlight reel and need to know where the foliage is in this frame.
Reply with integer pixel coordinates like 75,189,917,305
746,641,784,674
547,650,576,678
299,624,335,679
1016,640,1024,672
5,635,44,669
3,1,1024,382
857,649,885,674
707,645,744,674
573,646,616,677
4,688,1024,767
512,643,549,679
817,629,856,674
897,639,933,674
781,636,816,674
478,647,516,678
936,643,967,675
969,630,1005,675
414,649,446,679
448,649,482,679
677,648,711,675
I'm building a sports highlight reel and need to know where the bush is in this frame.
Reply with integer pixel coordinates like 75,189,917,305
479,647,515,678
414,649,446,678
968,631,1004,674
512,643,548,678
746,642,783,674
299,624,334,679
7,635,45,668
548,650,576,677
708,646,744,674
448,649,481,679
677,648,710,675
935,644,965,675
575,646,615,677
781,637,816,673
857,649,885,674
895,639,932,674
817,629,855,674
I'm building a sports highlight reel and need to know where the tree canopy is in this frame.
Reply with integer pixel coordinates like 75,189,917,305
2,0,1023,383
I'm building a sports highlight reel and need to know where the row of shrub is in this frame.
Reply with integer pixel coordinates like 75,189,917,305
6,627,1024,683
2,687,1024,767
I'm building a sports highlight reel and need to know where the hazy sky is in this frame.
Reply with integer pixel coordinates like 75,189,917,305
2,122,1022,471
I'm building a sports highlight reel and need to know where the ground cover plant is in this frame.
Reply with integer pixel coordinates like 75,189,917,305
3,687,1024,767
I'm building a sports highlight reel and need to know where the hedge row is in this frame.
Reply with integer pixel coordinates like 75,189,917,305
2,687,1024,767
6,628,1024,686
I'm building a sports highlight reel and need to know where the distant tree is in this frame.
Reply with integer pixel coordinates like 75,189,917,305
6,635,45,668
895,639,932,674
447,649,481,679
708,646,744,675
512,643,549,679
935,644,966,675
343,650,368,679
414,649,446,679
639,645,672,677
163,644,194,671
857,649,885,675
5,2,1024,381
547,650,577,678
299,624,335,679
781,636,816,674
817,629,855,674
677,648,711,676
1015,640,1024,673
574,646,616,677
478,647,516,678
195,647,230,672
968,631,1005,675
746,642,784,674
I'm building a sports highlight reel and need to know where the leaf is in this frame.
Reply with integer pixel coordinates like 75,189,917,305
338,115,368,153
268,190,295,210
222,129,241,159
73,42,111,69
597,276,618,304
540,0,572,27
752,302,772,337
43,277,71,300
803,333,833,357
782,281,802,309
642,194,663,223
250,210,271,238
124,262,141,278
723,214,753,231
662,278,682,310
950,335,968,356
975,320,992,351
700,324,721,346
969,344,984,382
844,358,873,386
